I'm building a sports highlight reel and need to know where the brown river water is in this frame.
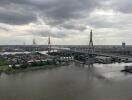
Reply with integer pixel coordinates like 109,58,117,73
0,62,132,100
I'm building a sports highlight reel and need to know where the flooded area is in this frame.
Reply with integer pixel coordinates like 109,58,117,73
0,62,132,100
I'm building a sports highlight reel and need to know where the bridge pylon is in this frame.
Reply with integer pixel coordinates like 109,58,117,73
48,35,51,53
88,30,94,57
85,30,95,64
33,38,36,45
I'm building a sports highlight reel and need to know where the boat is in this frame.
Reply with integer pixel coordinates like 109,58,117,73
121,65,132,73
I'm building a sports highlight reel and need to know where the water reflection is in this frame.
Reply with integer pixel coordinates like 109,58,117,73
80,63,112,85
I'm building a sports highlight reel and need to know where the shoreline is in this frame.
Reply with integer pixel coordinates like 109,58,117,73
0,63,69,74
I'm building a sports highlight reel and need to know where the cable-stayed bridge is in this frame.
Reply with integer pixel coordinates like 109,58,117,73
48,30,132,63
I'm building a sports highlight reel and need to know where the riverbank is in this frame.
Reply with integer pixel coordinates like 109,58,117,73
0,63,69,74
0,65,9,72
74,60,85,64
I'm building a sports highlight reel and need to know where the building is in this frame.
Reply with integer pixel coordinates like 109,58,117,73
122,42,126,49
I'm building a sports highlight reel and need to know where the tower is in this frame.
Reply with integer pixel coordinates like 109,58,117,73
122,42,126,49
33,38,36,45
48,35,51,53
85,30,95,64
88,30,94,55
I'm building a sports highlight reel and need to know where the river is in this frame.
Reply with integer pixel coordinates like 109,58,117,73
0,62,132,100
0,51,48,55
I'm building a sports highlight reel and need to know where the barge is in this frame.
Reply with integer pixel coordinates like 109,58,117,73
121,65,132,73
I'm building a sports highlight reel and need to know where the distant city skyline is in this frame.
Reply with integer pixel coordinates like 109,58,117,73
0,0,132,45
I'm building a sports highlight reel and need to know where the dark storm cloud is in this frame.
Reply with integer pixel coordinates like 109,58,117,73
39,0,100,27
0,0,101,26
1,0,132,38
0,0,37,25
0,10,36,25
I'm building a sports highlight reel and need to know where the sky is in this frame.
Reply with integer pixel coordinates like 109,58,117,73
0,0,132,45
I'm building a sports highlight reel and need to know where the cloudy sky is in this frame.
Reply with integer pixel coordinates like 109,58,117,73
0,0,132,45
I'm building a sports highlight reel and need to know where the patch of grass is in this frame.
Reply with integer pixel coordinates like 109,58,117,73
0,65,15,72
0,59,9,66
0,65,9,71
0,59,11,72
